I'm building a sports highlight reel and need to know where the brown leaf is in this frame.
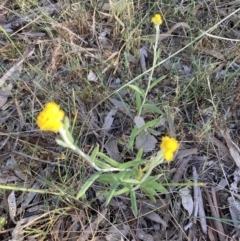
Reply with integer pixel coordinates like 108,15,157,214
220,128,240,168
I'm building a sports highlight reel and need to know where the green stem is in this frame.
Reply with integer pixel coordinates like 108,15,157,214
138,25,160,116
0,184,63,196
59,128,129,172
133,151,164,191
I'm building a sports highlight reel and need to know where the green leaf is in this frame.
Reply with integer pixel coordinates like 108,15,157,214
113,186,130,196
130,190,138,217
142,104,163,115
128,84,145,97
63,116,70,130
97,152,120,168
141,174,164,184
65,129,74,144
149,75,167,90
106,182,119,206
94,160,113,169
98,173,117,184
135,90,142,113
123,179,141,185
90,145,99,161
76,172,102,199
117,170,128,179
118,159,146,169
152,183,168,194
136,118,160,133
136,148,143,160
143,181,168,194
55,139,71,148
128,126,138,149
134,119,160,138
141,187,157,203
0,216,6,231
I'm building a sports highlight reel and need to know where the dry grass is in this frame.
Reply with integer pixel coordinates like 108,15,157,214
0,0,240,240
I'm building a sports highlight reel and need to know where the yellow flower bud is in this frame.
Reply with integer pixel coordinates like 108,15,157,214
151,14,163,25
37,102,65,133
160,136,179,162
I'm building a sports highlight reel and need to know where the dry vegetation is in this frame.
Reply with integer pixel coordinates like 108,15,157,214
0,0,240,240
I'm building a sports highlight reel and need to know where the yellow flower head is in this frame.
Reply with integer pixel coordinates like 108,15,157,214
151,14,163,25
37,102,65,133
160,136,179,162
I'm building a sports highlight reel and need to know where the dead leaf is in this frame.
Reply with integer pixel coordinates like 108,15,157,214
0,46,34,87
109,98,132,117
11,216,38,241
134,116,157,152
77,209,107,241
11,221,24,241
0,82,12,108
139,46,148,80
230,170,240,193
199,47,226,61
228,197,240,228
87,70,98,82
105,137,120,160
0,176,19,184
19,31,46,37
105,224,130,241
101,109,117,135
15,99,25,129
8,191,17,224
215,178,228,192
159,22,190,41
137,230,154,241
176,148,198,159
18,182,42,215
179,187,193,216
198,186,207,234
135,132,157,153
192,166,207,233
143,211,167,227
182,40,226,61
134,116,145,128
220,128,240,168
98,28,112,49
9,155,27,181
2,3,60,33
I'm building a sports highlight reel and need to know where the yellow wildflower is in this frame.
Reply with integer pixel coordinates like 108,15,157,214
151,14,163,25
37,102,64,133
160,136,179,162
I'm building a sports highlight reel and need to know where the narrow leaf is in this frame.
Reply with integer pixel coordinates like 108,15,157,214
97,152,120,168
124,179,141,185
76,172,102,199
106,182,119,205
128,126,138,149
90,145,99,161
118,159,146,169
128,84,145,97
130,190,138,217
98,173,117,184
142,104,163,114
149,75,167,89
95,160,113,169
